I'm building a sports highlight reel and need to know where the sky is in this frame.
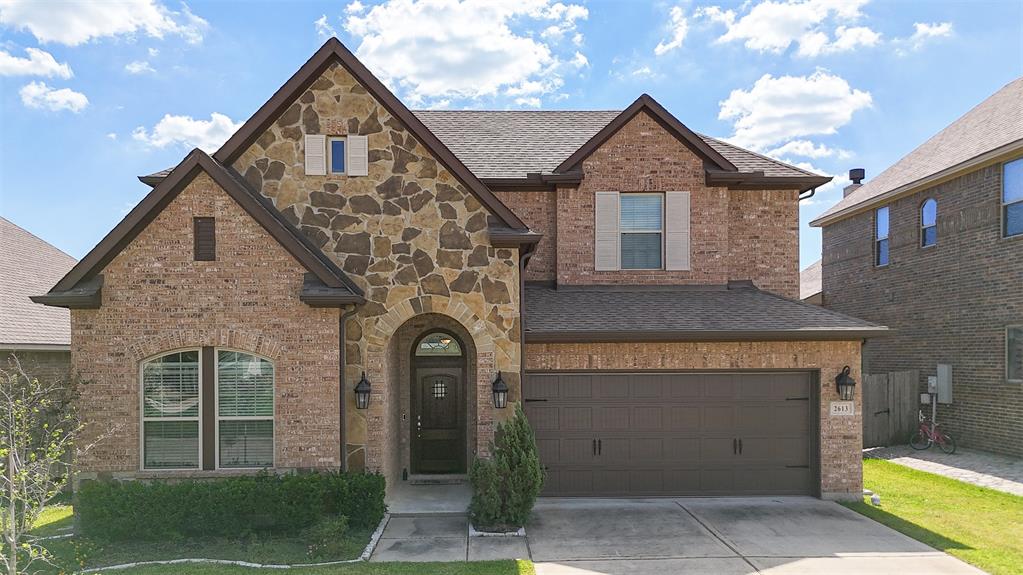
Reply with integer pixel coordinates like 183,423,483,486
1,0,1021,271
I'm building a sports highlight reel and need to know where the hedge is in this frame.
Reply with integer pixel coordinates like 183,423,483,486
76,471,385,541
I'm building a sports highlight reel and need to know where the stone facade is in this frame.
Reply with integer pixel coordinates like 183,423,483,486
230,61,521,478
70,173,341,476
526,340,864,498
552,110,800,298
822,161,1023,457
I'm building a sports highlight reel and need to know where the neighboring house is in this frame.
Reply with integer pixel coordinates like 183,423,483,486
34,38,885,500
801,259,823,305
812,77,1023,457
0,216,76,379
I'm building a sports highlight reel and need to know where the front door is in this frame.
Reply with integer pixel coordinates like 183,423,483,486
412,366,465,473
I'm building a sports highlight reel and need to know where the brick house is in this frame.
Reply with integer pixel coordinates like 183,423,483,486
35,38,885,500
1,216,76,380
812,77,1023,457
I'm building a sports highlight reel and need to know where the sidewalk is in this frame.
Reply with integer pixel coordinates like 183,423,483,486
865,445,1023,497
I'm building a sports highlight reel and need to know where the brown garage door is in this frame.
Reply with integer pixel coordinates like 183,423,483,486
523,372,815,497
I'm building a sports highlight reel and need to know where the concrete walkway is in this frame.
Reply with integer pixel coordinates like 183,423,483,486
371,497,984,574
866,445,1023,497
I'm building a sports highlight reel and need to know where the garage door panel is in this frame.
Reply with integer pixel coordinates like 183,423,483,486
524,371,813,497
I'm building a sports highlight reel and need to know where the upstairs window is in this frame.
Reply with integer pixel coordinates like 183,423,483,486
1009,327,1023,382
875,206,889,266
329,137,346,175
620,193,663,269
1004,157,1023,237
920,199,937,247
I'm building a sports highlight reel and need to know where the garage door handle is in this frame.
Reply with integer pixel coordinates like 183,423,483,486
733,438,737,455
524,398,547,403
738,439,743,455
874,409,889,416
592,439,597,456
598,439,602,455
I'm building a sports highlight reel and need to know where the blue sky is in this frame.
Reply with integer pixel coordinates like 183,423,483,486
1,0,1020,270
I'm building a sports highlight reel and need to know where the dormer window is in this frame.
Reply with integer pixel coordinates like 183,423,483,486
329,137,346,175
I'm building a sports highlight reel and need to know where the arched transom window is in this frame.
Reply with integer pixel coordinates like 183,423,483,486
415,332,462,357
921,198,937,247
141,349,274,470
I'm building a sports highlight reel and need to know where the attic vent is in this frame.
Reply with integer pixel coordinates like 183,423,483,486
193,217,216,261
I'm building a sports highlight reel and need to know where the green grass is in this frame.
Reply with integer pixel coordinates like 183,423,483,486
86,560,534,575
31,505,73,538
843,458,1023,575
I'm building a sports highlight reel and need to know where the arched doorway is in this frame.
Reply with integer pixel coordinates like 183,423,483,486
410,330,467,474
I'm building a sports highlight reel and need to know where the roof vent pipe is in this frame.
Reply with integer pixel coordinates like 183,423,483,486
844,168,865,197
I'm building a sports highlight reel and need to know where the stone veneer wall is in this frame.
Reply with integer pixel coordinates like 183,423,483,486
525,340,864,498
230,61,521,476
555,110,800,298
71,173,341,476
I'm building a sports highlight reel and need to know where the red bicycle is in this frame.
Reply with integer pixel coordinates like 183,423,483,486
909,410,956,454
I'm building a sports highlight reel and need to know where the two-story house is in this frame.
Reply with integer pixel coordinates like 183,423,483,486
812,77,1022,457
34,38,885,500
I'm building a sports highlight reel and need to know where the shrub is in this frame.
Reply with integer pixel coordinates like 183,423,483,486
76,471,385,541
469,404,545,531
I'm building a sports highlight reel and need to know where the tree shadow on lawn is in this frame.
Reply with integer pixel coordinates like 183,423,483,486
842,501,972,553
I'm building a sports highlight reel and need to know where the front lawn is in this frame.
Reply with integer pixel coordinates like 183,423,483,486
844,458,1023,575
84,560,534,575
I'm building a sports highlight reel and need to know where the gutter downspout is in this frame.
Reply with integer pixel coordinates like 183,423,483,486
339,305,359,472
799,187,817,202
518,245,536,403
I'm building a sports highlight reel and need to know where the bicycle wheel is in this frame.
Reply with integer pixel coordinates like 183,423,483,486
937,433,957,454
909,431,931,450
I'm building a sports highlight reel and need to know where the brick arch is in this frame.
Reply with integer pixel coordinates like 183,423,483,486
364,295,497,355
128,328,285,363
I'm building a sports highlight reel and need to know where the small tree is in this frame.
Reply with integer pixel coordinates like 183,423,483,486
0,355,83,575
469,404,544,531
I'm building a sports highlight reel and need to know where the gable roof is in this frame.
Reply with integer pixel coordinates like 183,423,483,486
212,37,526,230
35,149,364,308
800,259,822,301
554,94,738,174
813,76,1023,226
0,217,76,348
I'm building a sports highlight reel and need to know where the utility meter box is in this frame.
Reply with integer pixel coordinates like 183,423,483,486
937,364,953,404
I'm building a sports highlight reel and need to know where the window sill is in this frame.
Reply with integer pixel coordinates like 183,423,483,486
136,468,273,479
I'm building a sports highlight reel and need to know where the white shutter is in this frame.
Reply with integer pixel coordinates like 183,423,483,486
346,135,369,176
304,135,326,176
665,191,691,271
594,191,620,271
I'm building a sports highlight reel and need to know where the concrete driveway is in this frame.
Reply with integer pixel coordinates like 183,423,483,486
528,497,985,575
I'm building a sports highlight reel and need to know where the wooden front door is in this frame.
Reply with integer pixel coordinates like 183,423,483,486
412,366,465,473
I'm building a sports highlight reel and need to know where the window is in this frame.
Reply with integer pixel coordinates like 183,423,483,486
141,348,274,471
1004,157,1023,237
620,194,663,269
875,206,890,266
416,332,462,356
142,351,201,469
920,199,937,247
1009,327,1023,382
193,217,215,261
329,137,346,174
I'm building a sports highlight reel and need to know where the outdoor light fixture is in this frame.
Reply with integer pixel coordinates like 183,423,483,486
354,372,371,410
835,366,856,401
491,371,509,409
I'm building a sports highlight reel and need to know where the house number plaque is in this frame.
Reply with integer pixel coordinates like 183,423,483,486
829,401,855,416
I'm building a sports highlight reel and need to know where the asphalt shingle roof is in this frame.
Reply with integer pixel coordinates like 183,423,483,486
800,259,822,301
814,76,1023,224
523,283,886,341
0,217,76,347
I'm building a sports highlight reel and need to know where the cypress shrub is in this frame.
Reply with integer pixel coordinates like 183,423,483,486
469,404,545,530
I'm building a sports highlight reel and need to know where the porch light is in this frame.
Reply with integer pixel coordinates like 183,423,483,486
354,372,371,410
835,366,856,401
491,371,509,409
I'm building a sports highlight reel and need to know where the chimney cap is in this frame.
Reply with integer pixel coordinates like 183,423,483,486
849,168,865,184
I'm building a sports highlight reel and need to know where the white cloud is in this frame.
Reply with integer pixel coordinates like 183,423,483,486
515,97,542,108
767,139,850,159
19,81,88,112
345,1,366,14
898,21,953,52
0,47,72,78
106,132,118,140
0,0,208,46
632,66,655,79
570,51,588,68
148,47,160,57
132,113,242,152
342,0,589,105
125,60,155,74
654,5,689,56
314,14,336,38
718,69,872,150
696,0,877,57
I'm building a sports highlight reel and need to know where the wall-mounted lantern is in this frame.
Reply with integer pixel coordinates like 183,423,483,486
354,372,371,410
491,371,509,409
835,366,856,401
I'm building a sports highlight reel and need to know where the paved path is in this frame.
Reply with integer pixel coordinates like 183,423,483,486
866,445,1023,497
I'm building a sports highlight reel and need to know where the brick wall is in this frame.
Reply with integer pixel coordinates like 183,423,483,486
71,173,341,477
495,190,556,282
552,110,800,298
822,161,1023,456
526,340,864,498
1,349,70,385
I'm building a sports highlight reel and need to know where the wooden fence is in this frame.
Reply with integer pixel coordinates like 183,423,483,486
862,370,919,448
